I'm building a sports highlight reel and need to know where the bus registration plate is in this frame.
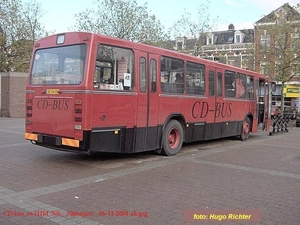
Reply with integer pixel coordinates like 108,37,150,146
46,89,60,94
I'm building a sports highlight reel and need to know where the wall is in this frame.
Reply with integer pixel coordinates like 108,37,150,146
0,72,27,118
0,73,1,114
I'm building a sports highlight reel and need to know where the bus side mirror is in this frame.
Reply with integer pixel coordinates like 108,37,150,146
271,82,276,92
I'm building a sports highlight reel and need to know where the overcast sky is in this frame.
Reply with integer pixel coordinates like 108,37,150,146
23,0,299,34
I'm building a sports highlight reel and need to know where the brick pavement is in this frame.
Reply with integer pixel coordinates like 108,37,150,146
0,118,299,225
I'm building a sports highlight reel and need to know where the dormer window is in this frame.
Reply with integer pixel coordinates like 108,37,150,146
234,31,244,43
236,34,241,43
227,37,233,43
177,42,182,50
206,33,213,45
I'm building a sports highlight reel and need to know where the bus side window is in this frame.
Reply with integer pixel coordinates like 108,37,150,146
94,62,113,89
247,76,254,99
94,66,102,88
225,70,236,98
209,71,214,96
217,72,222,96
186,61,205,95
237,73,246,99
96,45,134,91
140,57,146,93
150,59,157,93
160,56,184,94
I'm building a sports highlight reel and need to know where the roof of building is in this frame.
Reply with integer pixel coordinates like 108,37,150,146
172,26,254,50
256,3,300,24
212,28,254,44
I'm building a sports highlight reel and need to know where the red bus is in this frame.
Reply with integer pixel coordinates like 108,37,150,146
25,32,271,156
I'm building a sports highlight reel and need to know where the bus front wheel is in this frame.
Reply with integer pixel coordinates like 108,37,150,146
161,120,183,156
240,117,250,141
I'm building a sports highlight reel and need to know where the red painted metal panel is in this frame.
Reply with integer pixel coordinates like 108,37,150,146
31,96,75,138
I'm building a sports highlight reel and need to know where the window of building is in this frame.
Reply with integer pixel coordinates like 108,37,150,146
207,34,213,45
291,28,299,50
227,55,235,66
235,34,241,43
227,37,234,43
177,42,182,50
260,62,269,76
261,33,270,52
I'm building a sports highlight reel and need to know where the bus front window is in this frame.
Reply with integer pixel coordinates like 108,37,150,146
30,44,87,85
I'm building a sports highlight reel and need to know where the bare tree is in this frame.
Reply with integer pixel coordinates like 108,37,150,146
74,0,170,46
255,3,300,110
167,0,219,55
169,0,218,39
0,0,46,72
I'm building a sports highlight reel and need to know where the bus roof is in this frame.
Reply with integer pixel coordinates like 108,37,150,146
35,31,265,79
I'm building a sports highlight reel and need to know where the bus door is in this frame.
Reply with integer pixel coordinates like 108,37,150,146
256,79,271,132
204,67,224,140
204,67,217,139
135,51,159,152
214,68,224,138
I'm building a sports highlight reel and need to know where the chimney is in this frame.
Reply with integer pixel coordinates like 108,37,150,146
228,24,235,30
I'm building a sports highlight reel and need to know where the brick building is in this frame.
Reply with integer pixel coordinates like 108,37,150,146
254,3,300,110
0,24,30,118
173,3,300,111
0,72,27,118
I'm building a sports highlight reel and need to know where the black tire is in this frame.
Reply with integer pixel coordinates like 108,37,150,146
240,117,250,141
161,120,183,156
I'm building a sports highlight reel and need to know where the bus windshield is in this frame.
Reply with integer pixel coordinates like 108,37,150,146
30,44,87,85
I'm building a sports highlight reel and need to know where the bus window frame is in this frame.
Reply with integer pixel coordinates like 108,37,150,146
225,70,236,98
209,70,215,96
237,72,247,99
94,44,134,91
186,61,206,96
217,72,223,96
30,44,87,85
247,75,254,100
150,59,157,93
139,57,146,93
160,56,184,94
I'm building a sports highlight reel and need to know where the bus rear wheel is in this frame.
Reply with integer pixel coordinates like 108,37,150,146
161,120,183,156
240,117,250,141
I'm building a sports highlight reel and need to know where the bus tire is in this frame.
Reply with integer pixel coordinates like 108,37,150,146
240,117,250,141
161,120,183,156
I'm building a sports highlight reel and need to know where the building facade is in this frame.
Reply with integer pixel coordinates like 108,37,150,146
254,3,300,110
173,3,300,112
173,24,255,71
